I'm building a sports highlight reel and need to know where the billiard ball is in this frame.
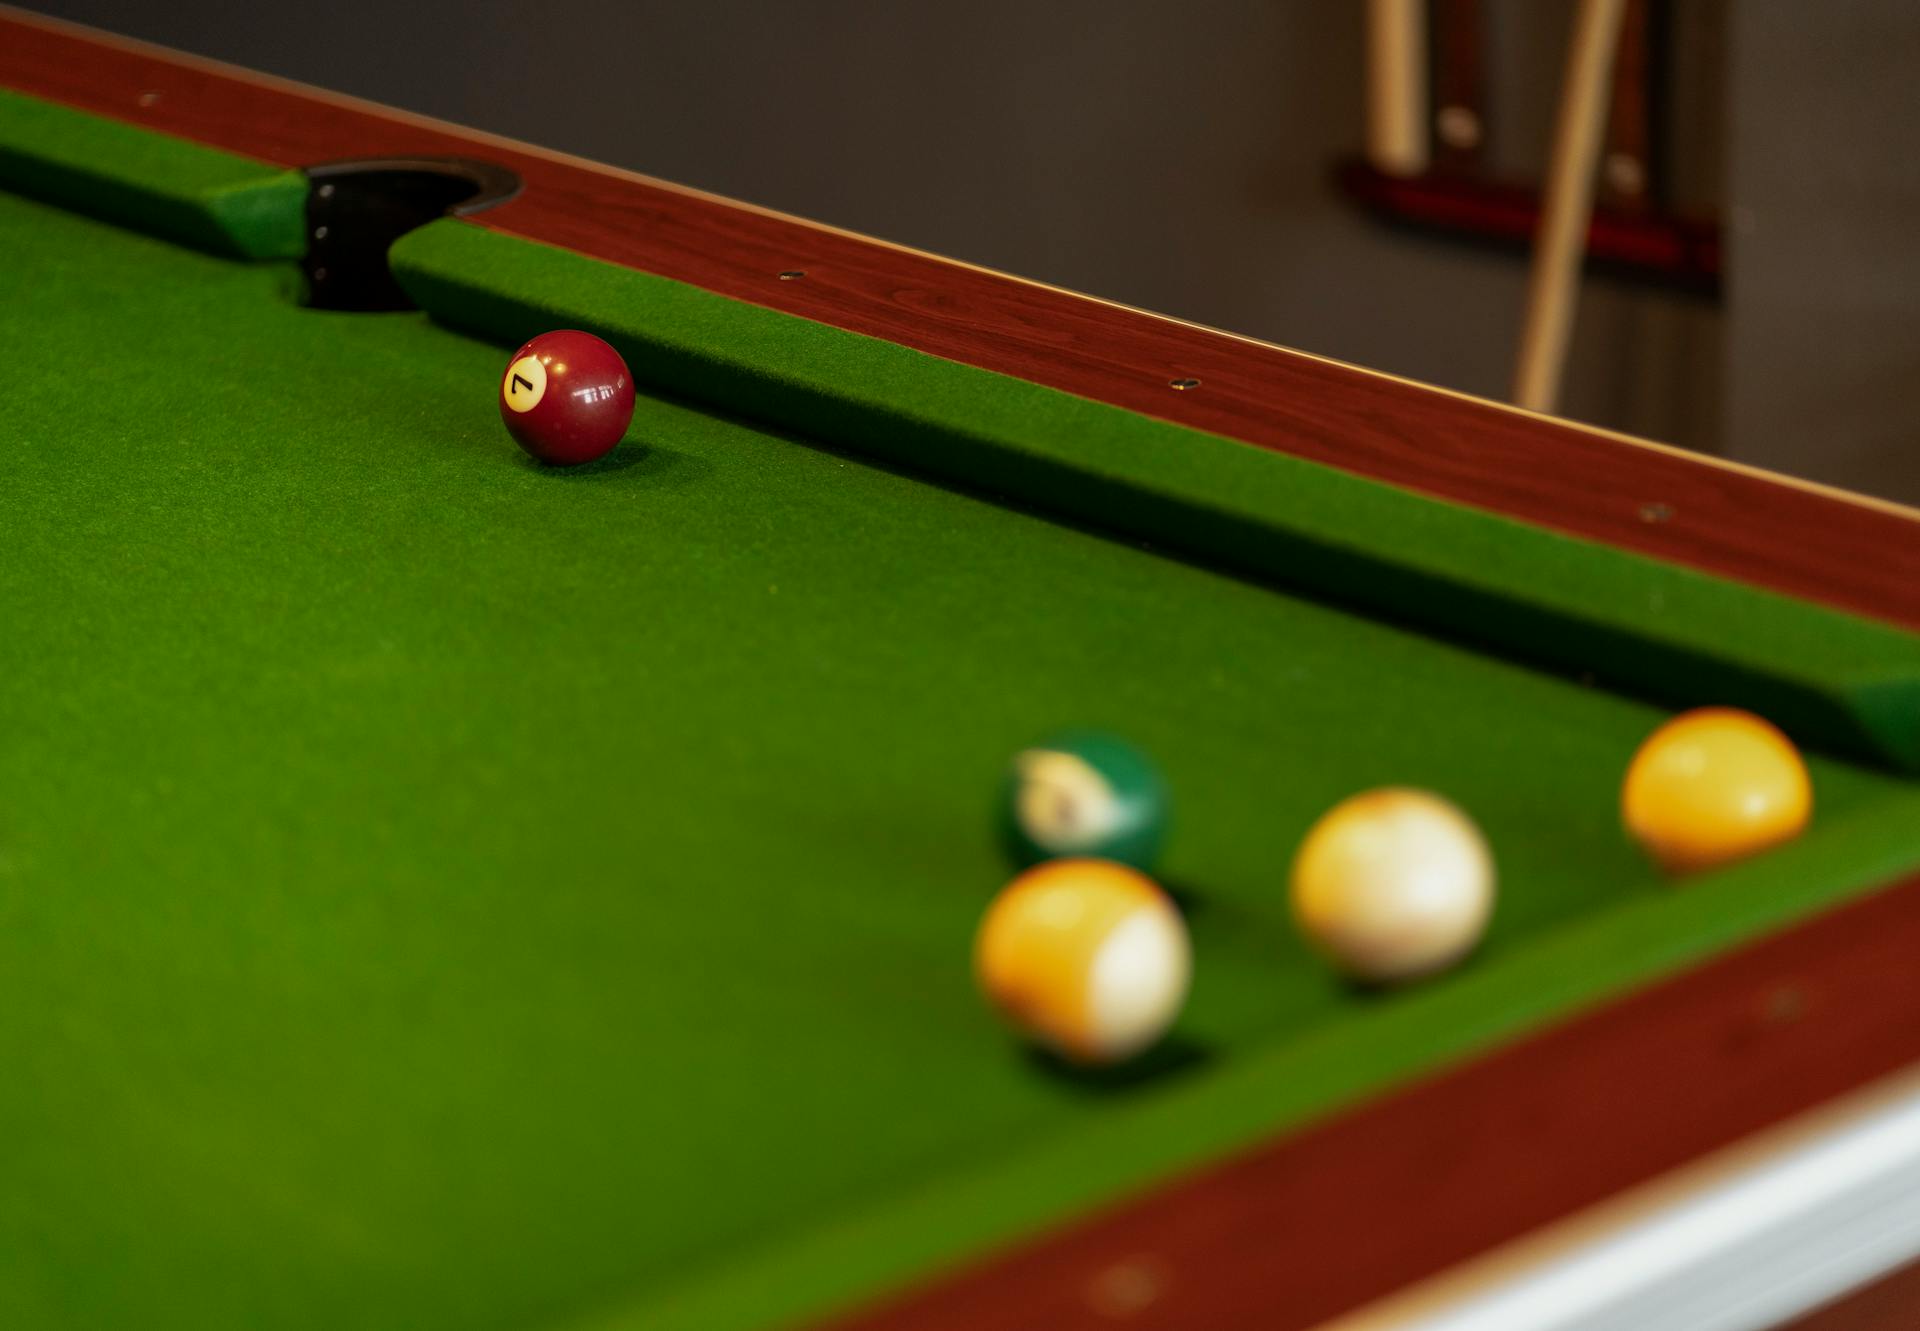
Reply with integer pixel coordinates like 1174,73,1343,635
1622,707,1812,874
999,731,1168,872
1289,788,1495,983
498,329,635,466
974,858,1190,1065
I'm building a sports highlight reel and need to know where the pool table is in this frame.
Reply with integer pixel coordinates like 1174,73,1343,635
6,11,1920,1331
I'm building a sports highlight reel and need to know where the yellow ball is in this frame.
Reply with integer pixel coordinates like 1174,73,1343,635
1290,789,1495,983
973,859,1190,1065
1622,708,1812,874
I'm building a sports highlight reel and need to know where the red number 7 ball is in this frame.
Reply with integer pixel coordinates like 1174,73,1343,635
498,329,636,466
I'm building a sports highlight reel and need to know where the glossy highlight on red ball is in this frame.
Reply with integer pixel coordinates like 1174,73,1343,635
498,329,635,466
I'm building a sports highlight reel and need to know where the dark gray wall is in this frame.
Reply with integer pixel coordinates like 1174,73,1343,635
1726,1,1920,502
27,0,1913,502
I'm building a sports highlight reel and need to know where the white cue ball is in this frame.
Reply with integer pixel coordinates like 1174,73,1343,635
1289,788,1496,983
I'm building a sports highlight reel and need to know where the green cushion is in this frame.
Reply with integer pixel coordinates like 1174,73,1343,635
391,219,1920,771
0,87,305,258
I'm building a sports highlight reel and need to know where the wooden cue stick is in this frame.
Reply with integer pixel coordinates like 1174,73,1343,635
1433,0,1488,170
1602,0,1654,209
1511,0,1628,414
1366,0,1429,176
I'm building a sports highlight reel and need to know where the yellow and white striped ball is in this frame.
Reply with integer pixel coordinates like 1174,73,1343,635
973,858,1191,1065
1290,788,1495,983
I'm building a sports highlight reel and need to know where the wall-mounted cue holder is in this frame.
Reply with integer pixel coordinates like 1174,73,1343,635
1340,0,1720,298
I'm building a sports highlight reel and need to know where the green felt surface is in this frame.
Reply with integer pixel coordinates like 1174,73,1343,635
394,222,1920,772
5,125,1920,1331
0,89,306,259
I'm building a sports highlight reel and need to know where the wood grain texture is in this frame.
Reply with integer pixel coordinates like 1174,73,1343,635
3,10,1917,634
830,869,1920,1330
8,14,1920,1330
